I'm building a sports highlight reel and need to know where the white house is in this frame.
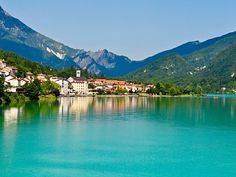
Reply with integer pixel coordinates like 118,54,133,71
69,77,88,95
5,74,15,82
37,74,48,82
0,67,12,76
6,78,29,93
50,77,69,95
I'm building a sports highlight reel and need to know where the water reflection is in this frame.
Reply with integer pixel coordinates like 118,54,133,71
0,97,236,128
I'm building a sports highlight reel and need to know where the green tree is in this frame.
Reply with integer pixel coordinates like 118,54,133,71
0,76,4,98
97,89,105,95
88,83,95,89
156,82,166,95
115,87,128,95
195,85,203,95
164,83,175,95
0,76,4,105
169,86,178,96
23,79,42,100
39,81,60,97
184,86,193,95
146,88,158,94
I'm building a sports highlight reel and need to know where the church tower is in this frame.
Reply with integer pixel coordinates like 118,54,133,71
76,70,81,78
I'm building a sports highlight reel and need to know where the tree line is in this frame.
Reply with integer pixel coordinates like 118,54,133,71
146,82,203,96
0,76,61,105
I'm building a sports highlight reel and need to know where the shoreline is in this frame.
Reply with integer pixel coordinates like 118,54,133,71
59,94,202,98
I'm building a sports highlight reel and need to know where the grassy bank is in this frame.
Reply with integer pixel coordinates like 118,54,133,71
39,94,58,102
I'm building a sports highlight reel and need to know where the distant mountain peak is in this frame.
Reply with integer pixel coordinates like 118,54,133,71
0,6,134,76
0,6,4,11
0,6,11,16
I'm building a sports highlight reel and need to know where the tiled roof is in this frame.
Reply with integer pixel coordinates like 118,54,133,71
71,77,87,82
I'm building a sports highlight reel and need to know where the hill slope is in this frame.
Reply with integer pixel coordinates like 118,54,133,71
0,50,96,79
0,6,137,76
126,32,236,92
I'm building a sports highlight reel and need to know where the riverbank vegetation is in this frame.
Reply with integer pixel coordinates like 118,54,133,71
146,82,203,96
0,77,61,105
21,80,60,100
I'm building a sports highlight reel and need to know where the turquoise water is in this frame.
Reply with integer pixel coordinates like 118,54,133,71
1,97,236,177
207,94,236,98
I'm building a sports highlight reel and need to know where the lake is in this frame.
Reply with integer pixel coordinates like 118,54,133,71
1,96,236,177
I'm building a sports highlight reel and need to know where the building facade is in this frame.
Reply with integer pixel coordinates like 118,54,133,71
69,77,88,95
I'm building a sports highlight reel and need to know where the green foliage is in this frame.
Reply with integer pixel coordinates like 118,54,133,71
125,39,236,93
88,83,95,89
0,50,97,79
126,54,193,85
2,93,11,105
57,67,76,78
22,80,61,100
183,86,193,95
23,80,42,100
146,82,198,96
41,81,60,96
8,94,28,106
146,88,158,94
0,76,12,105
169,87,178,96
115,87,128,95
97,89,105,95
0,76,4,98
194,85,203,95
156,82,166,94
39,95,57,102
0,50,55,76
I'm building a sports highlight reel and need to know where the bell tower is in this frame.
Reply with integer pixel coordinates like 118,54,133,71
76,70,81,78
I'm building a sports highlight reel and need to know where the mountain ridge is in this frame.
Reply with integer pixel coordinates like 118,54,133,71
0,5,136,75
1,5,236,92
126,31,236,92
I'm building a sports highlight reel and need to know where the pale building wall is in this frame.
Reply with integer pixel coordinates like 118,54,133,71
71,82,88,95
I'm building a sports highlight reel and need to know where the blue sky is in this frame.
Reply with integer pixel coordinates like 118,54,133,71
1,0,236,60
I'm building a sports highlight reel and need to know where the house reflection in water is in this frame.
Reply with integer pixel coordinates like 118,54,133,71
58,97,94,119
3,107,22,127
58,97,140,117
58,96,151,118
92,97,141,113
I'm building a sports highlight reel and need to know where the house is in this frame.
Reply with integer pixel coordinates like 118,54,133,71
66,70,88,95
5,74,15,82
92,79,126,86
50,77,69,95
10,67,18,75
124,83,142,92
37,74,48,82
0,67,12,76
6,77,29,93
26,72,34,81
145,84,155,91
0,60,6,69
69,77,88,95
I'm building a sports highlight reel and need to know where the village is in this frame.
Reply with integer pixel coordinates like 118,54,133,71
0,59,154,96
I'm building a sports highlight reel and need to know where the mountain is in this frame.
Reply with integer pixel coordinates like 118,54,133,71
126,32,236,92
1,5,236,91
0,6,79,68
72,49,138,76
0,49,97,79
197,44,236,92
0,6,137,76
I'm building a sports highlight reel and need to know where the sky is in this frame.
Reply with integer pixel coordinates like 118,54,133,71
1,0,236,60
